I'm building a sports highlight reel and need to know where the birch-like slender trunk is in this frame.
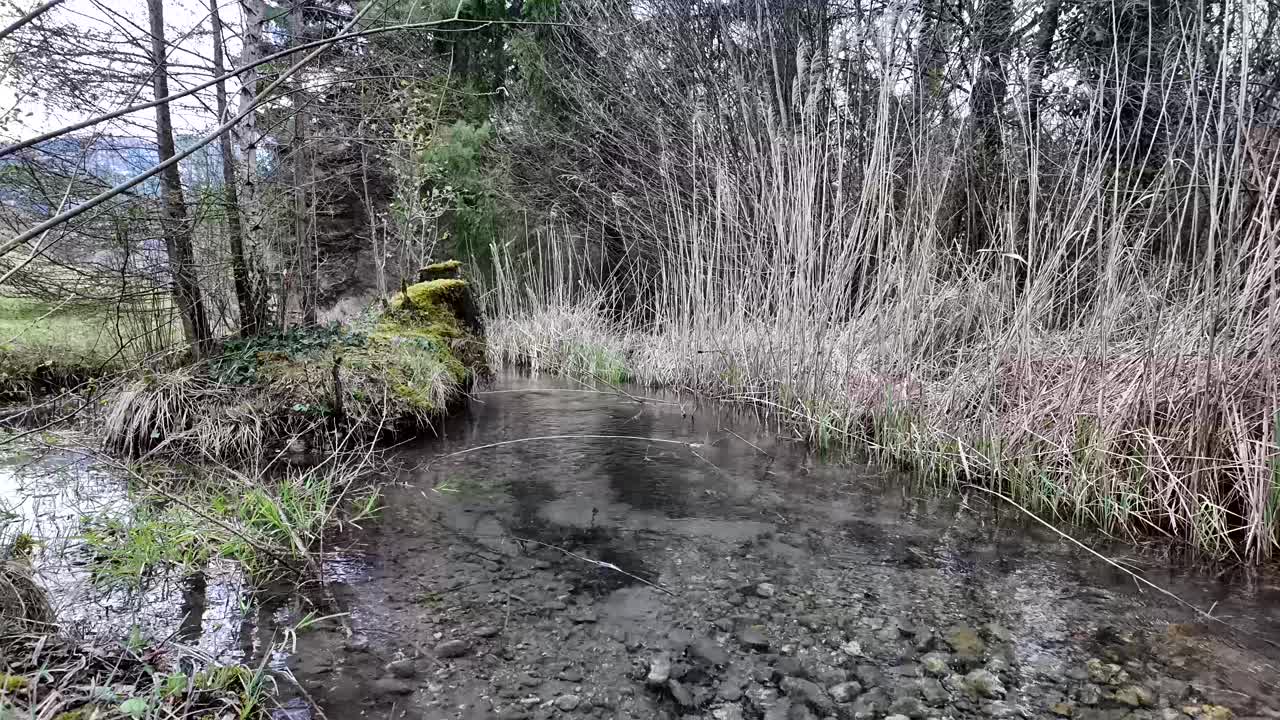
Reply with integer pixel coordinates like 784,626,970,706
210,0,258,336
235,0,268,325
290,0,316,325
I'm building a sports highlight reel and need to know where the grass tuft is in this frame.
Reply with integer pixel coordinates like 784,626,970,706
100,272,484,461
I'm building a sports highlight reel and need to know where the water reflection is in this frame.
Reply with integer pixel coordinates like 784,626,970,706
0,444,259,662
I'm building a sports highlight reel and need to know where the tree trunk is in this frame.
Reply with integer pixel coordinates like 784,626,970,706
235,0,268,327
290,0,316,326
147,0,211,356
210,0,258,337
966,0,1015,253
1026,0,1063,138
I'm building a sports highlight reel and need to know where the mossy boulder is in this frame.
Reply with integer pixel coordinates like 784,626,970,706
418,259,463,282
103,264,486,459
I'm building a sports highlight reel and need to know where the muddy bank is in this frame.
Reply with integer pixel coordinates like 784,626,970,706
271,377,1280,720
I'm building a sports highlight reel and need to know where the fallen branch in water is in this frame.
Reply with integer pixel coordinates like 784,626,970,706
510,535,677,597
475,387,678,405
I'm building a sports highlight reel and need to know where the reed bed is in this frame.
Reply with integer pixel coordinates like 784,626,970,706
482,0,1280,561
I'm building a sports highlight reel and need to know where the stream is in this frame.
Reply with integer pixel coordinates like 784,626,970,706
8,375,1280,720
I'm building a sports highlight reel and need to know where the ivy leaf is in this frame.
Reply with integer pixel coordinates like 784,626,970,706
119,697,149,719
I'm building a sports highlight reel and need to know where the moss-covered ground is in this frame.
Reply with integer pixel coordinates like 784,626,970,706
102,276,487,460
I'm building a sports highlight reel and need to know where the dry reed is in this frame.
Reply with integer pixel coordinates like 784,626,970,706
482,0,1280,561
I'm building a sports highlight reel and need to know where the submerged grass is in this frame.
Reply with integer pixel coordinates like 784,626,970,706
84,448,383,587
0,617,281,720
0,438,377,720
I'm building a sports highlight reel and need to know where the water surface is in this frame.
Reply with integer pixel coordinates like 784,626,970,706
276,375,1280,720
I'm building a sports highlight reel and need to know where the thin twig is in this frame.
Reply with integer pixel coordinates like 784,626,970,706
965,484,1280,650
510,535,676,597
427,434,697,468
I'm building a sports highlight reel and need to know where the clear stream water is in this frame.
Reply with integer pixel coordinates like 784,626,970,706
6,375,1280,720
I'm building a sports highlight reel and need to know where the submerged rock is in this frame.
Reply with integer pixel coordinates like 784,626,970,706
850,687,892,718
840,640,864,658
691,637,731,667
888,696,926,719
712,704,745,720
983,700,1023,718
1114,685,1154,708
647,654,673,687
1183,705,1234,720
554,695,581,712
435,639,470,658
717,680,744,701
1086,659,1127,686
920,652,950,677
739,627,771,651
373,677,415,696
828,681,863,703
773,657,808,681
945,627,986,666
852,664,883,688
918,678,949,706
386,658,416,678
964,669,1006,699
668,679,696,707
779,676,832,713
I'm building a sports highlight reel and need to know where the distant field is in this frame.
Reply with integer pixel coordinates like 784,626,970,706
0,297,120,362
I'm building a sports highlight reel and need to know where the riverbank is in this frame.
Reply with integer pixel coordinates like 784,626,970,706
483,290,1278,563
0,268,488,720
6,376,1277,720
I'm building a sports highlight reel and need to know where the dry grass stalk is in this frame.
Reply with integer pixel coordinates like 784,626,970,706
480,0,1280,562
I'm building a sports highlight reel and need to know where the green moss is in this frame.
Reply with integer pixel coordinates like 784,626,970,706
0,673,29,693
389,278,467,320
419,260,463,281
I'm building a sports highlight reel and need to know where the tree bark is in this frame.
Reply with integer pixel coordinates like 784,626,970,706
210,0,258,336
290,0,316,326
1027,0,1063,138
966,0,1015,253
147,0,211,356
235,0,268,324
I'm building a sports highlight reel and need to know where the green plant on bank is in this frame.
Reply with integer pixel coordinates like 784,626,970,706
210,325,367,385
83,463,381,588
81,508,211,585
102,274,483,461
566,342,628,385
4,658,275,720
